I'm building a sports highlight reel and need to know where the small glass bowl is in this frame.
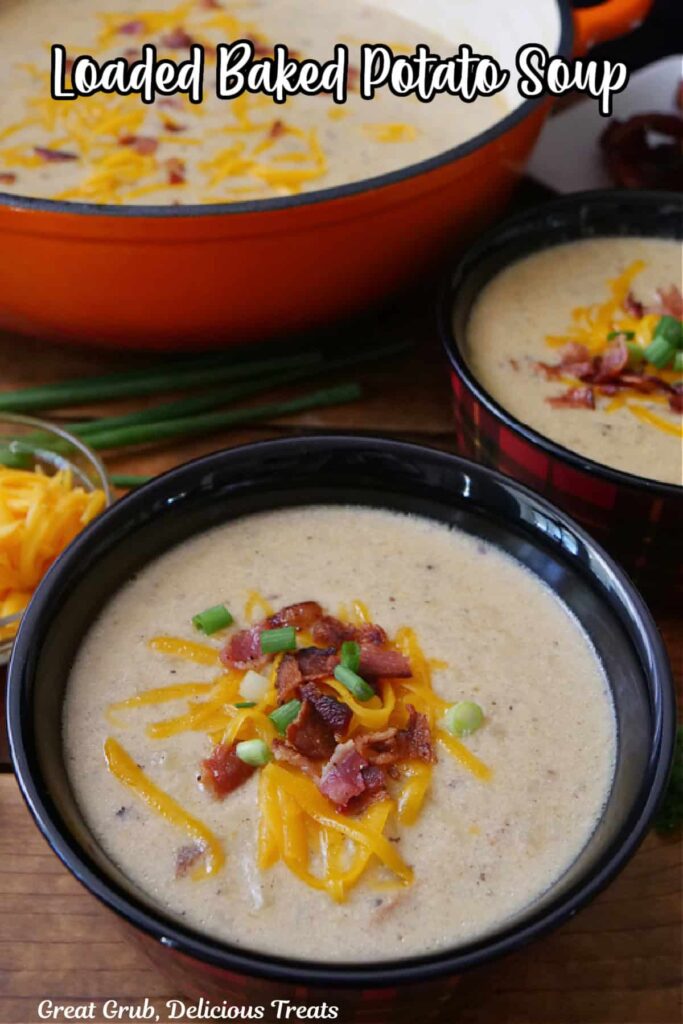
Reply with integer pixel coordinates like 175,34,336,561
0,413,113,664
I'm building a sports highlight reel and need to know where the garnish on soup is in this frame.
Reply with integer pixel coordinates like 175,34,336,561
535,261,683,433
104,595,490,900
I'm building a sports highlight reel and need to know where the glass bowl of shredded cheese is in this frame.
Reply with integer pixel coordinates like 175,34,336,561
0,414,112,664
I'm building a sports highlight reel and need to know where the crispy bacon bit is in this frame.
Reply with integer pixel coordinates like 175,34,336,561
175,842,205,878
356,622,387,645
319,741,368,810
624,291,644,318
275,653,303,704
355,706,435,766
601,113,683,191
547,386,595,409
200,742,255,798
118,19,145,35
161,27,195,48
119,134,158,156
670,385,683,414
268,601,323,630
34,147,78,162
296,646,338,681
272,739,319,778
346,764,387,815
199,0,223,7
347,65,360,91
300,683,351,739
401,705,436,763
354,727,400,765
616,373,662,393
158,96,183,110
221,625,265,670
164,157,186,185
593,338,629,382
162,117,186,133
269,119,286,140
311,615,356,647
657,285,683,319
359,645,411,678
0,172,16,185
286,699,336,760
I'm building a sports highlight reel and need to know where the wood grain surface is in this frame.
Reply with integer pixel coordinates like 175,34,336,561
0,319,680,1024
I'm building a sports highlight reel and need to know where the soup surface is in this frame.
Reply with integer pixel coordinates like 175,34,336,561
64,505,616,962
0,0,508,205
466,237,683,485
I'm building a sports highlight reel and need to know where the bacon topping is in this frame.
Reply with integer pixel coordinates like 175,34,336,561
0,172,16,185
118,19,145,35
175,841,205,878
162,117,186,133
547,386,596,409
286,698,336,760
624,291,644,318
354,706,435,766
657,285,683,319
300,683,351,738
275,652,303,704
164,157,186,185
269,119,286,140
34,147,78,162
359,645,411,678
272,739,319,778
295,646,338,682
267,601,323,630
200,742,255,798
221,625,266,670
346,764,387,815
119,134,158,155
161,27,195,48
311,615,356,647
319,741,369,810
593,337,629,382
670,385,683,414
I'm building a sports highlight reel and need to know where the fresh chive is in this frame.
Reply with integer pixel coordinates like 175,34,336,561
109,473,152,488
0,447,33,469
653,315,683,350
607,329,635,341
261,626,297,654
674,351,683,373
233,701,257,709
192,604,234,635
333,664,375,702
644,335,676,369
235,738,272,767
444,701,484,738
80,384,362,451
626,342,645,366
0,351,320,414
269,699,302,734
340,640,361,673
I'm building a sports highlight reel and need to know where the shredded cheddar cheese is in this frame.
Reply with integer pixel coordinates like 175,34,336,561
0,466,106,642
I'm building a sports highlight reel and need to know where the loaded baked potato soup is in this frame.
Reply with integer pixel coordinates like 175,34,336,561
0,0,508,205
467,237,683,485
64,506,616,962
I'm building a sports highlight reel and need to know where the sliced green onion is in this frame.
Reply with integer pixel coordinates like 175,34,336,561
235,738,272,767
340,640,361,673
192,604,234,635
240,669,270,702
674,351,683,373
260,626,297,654
644,335,676,369
626,342,645,366
233,701,257,709
653,315,683,350
0,447,33,469
333,664,375,702
269,699,302,734
607,329,635,341
444,700,484,738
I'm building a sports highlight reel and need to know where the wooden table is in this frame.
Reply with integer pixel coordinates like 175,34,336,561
0,319,680,1024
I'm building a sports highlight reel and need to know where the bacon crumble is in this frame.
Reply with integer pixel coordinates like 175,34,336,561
200,742,255,798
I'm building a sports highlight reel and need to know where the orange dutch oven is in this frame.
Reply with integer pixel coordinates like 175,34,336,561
0,0,651,350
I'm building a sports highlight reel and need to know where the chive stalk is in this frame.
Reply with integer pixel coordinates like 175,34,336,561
333,664,375,702
444,701,484,737
269,699,302,734
674,351,683,373
233,701,257,709
235,739,272,767
626,342,645,367
260,626,297,654
340,640,361,673
109,474,152,488
653,315,683,350
192,604,233,635
644,335,676,369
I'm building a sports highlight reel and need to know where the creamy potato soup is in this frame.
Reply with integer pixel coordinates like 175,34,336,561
0,0,508,204
64,506,616,962
467,237,683,485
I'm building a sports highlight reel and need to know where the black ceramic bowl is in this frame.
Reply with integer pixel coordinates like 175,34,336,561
7,437,676,1022
439,189,683,601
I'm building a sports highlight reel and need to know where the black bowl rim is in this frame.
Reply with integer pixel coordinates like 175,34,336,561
438,187,683,499
0,2,572,220
7,435,676,989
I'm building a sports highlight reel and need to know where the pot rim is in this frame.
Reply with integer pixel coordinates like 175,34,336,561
438,187,683,501
0,1,572,220
7,434,676,989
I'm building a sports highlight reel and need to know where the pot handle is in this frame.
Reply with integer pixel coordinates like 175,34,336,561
572,0,653,55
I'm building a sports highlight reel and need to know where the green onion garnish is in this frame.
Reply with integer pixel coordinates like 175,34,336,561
674,351,683,373
333,664,375,702
192,604,234,635
444,701,484,738
340,640,361,673
653,315,683,350
260,626,297,654
235,738,272,767
269,699,302,734
607,329,635,341
626,341,645,366
233,701,257,708
0,447,33,469
644,335,676,369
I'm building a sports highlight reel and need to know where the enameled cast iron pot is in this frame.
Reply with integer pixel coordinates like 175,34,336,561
0,0,651,350
439,189,683,602
7,437,676,1022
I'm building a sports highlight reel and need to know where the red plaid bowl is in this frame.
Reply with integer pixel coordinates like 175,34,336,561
440,189,683,602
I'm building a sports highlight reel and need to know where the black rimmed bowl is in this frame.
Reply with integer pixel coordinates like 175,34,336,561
7,436,676,1022
439,189,683,603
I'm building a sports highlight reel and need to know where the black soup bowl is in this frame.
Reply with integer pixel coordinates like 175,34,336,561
7,436,676,1023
